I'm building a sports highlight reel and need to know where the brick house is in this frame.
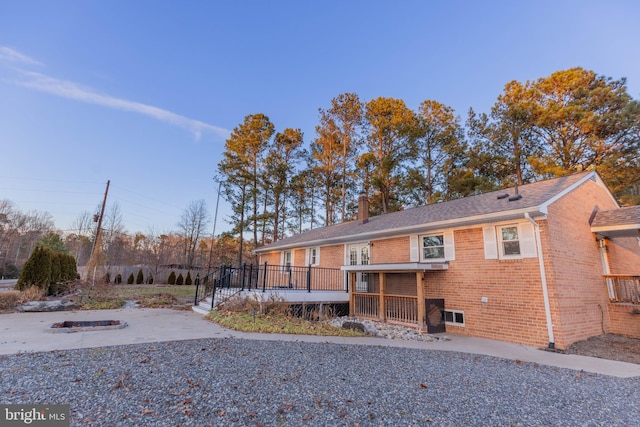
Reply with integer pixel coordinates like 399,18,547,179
254,171,640,349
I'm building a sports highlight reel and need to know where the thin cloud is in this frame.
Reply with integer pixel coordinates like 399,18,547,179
0,46,43,66
1,46,230,140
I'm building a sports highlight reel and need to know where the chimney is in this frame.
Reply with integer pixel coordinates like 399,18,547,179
357,192,369,224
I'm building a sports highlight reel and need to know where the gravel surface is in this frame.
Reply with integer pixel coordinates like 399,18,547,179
2,338,639,426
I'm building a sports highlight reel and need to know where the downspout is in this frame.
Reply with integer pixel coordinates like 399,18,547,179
525,213,555,349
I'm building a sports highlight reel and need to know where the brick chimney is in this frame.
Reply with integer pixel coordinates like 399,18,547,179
357,192,369,224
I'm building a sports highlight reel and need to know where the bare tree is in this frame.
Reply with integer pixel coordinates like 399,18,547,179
177,199,211,268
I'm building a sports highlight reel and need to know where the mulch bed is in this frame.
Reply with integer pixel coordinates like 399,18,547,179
565,334,640,365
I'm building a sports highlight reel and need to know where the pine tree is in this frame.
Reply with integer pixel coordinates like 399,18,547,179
127,273,134,284
185,271,192,286
167,271,176,285
136,269,144,284
176,273,184,286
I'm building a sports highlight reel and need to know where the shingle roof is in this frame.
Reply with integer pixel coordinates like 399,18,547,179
591,205,640,228
256,171,598,252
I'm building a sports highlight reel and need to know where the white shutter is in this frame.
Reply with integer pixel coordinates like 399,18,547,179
443,231,455,261
483,226,498,260
316,247,320,265
519,223,538,258
305,249,310,266
410,235,419,262
280,251,285,266
344,244,349,266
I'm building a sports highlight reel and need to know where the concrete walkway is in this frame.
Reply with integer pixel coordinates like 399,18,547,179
1,307,639,378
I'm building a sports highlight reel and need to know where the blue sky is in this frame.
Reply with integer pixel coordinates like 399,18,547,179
1,1,639,236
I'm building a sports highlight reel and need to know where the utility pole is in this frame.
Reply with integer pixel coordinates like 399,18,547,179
90,180,110,259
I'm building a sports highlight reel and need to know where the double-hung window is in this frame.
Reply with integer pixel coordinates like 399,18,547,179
500,226,521,256
422,234,445,260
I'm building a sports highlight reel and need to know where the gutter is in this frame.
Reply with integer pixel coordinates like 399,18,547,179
525,212,555,349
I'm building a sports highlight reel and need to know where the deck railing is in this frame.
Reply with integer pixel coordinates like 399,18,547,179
604,275,640,304
385,295,418,324
194,263,346,308
353,293,380,319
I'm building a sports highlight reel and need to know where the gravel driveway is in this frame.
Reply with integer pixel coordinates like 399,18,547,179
2,338,638,426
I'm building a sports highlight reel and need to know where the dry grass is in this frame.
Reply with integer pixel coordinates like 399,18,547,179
0,286,48,310
208,294,366,337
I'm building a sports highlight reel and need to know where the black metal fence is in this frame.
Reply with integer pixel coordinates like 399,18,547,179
194,263,347,309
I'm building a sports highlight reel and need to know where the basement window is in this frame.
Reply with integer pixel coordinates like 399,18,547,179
443,309,465,326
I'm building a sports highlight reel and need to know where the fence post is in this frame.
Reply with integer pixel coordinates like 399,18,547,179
262,261,268,292
241,263,246,290
307,264,312,293
248,264,253,291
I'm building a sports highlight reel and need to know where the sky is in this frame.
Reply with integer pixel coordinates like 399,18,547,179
1,0,639,237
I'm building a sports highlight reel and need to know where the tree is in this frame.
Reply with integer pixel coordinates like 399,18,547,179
219,114,275,265
37,232,67,253
263,128,305,242
363,97,416,214
185,271,192,286
467,80,539,187
177,199,211,268
167,271,176,285
136,269,144,284
528,68,640,179
16,246,52,291
310,116,342,225
318,93,364,221
407,100,465,205
127,273,134,284
176,273,184,286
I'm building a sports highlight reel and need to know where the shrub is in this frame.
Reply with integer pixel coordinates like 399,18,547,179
18,286,47,303
136,269,144,284
185,271,192,286
176,273,184,286
167,271,176,285
16,246,52,292
0,291,20,310
127,273,134,284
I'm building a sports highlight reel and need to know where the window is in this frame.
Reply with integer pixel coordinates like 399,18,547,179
413,231,454,262
483,223,537,260
443,309,464,326
282,250,292,271
422,234,445,259
307,247,319,266
500,225,520,256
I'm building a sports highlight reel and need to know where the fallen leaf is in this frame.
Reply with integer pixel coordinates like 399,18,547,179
420,383,428,389
141,409,154,415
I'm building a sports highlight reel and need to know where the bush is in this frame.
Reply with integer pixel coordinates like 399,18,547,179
127,273,134,284
15,247,77,295
176,273,184,286
136,269,144,285
167,271,176,285
16,247,52,292
185,271,192,286
0,291,20,310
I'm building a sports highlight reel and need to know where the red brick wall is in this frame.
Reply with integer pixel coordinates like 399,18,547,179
607,236,640,274
371,237,409,263
423,227,550,348
544,178,619,349
608,304,640,338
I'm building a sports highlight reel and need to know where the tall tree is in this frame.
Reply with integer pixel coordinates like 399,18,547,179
318,93,363,221
528,68,639,178
310,117,342,226
264,128,305,242
176,199,210,268
467,80,539,187
363,97,416,214
218,114,274,264
407,100,465,205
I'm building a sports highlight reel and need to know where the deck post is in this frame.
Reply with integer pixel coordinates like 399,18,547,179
379,272,386,322
307,264,312,293
416,271,425,330
349,272,355,317
262,261,268,292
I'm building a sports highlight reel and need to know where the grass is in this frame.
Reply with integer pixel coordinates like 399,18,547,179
77,283,196,310
207,309,367,337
